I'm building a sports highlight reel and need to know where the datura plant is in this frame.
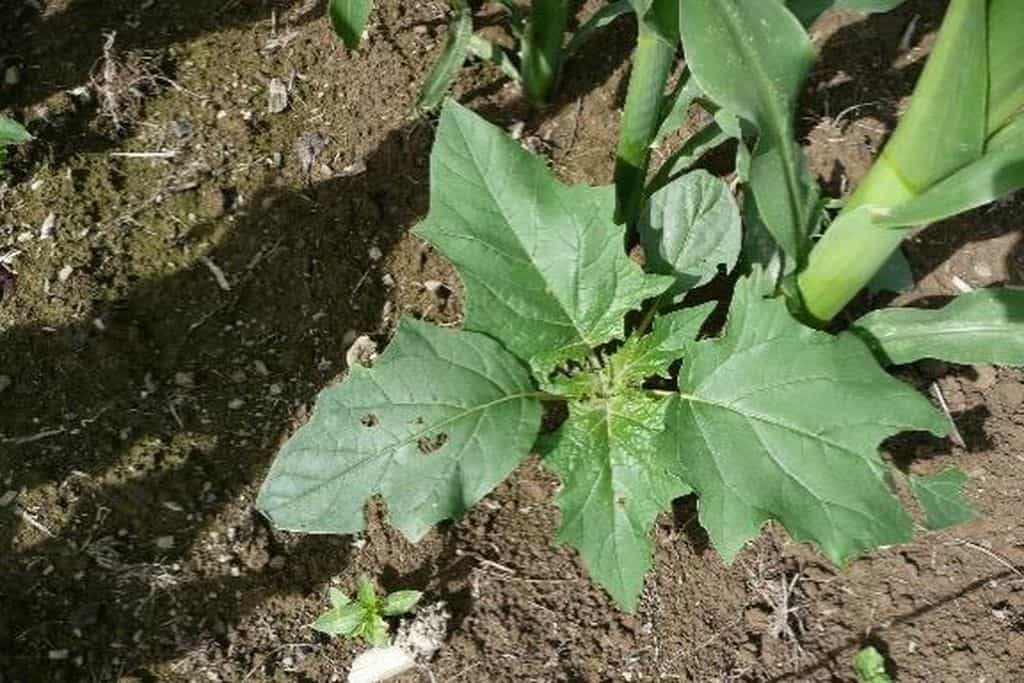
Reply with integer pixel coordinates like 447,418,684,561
312,576,422,646
259,0,1024,610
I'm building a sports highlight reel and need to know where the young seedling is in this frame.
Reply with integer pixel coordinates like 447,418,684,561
258,1,1024,611
0,115,31,170
313,576,422,647
854,646,893,683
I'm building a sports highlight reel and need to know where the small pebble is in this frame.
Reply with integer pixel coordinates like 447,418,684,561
368,245,383,261
381,273,395,288
267,78,289,114
269,383,283,396
268,555,286,570
346,336,378,368
155,536,175,550
174,372,195,388
58,265,74,282
0,374,11,393
253,360,270,377
48,650,70,661
4,64,21,86
228,398,245,410
39,212,57,240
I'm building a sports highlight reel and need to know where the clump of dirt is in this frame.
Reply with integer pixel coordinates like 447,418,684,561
1,1,1022,682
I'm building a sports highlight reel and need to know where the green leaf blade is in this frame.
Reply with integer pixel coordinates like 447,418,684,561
877,115,1024,229
612,302,717,383
910,469,976,530
680,0,820,268
381,590,423,616
417,101,672,377
671,274,948,564
416,1,474,110
256,318,543,541
328,0,373,49
543,391,691,610
852,288,1024,366
313,602,365,636
639,170,741,296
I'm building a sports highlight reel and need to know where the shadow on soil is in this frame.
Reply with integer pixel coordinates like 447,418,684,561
0,1,636,678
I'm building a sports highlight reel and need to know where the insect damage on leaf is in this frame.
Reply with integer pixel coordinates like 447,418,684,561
257,318,543,541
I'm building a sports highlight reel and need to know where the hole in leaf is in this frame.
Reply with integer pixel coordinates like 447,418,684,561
361,414,379,427
417,432,448,455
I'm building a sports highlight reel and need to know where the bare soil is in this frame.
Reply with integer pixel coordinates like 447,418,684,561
1,1,1022,681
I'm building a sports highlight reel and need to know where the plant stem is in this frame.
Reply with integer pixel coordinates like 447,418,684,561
614,28,675,225
795,159,917,323
521,0,570,106
796,0,985,325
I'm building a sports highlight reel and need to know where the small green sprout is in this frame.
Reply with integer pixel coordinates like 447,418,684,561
854,646,892,683
312,576,422,647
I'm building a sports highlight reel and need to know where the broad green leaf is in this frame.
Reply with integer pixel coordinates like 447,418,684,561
875,115,1024,229
542,390,691,610
329,587,351,608
988,0,1024,134
416,0,474,110
669,273,948,564
611,303,717,383
0,116,31,146
328,0,373,49
680,0,820,268
565,0,634,57
852,288,1024,366
416,101,672,377
313,602,365,635
257,318,543,540
381,590,422,616
878,0,987,193
639,170,741,296
468,35,521,82
866,248,914,295
785,0,906,27
854,646,892,683
910,469,976,530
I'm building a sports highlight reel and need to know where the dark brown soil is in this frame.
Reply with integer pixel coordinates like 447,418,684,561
2,1,1022,682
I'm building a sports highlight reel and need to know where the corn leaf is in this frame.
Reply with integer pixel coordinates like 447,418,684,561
680,0,820,269
565,0,634,57
256,318,543,540
910,469,976,530
467,35,521,82
785,0,906,27
416,0,474,110
416,101,672,377
879,0,987,193
876,115,1024,228
542,390,691,610
630,0,682,44
987,0,1024,134
639,170,741,296
852,288,1024,366
648,119,731,193
669,272,948,564
328,0,373,49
